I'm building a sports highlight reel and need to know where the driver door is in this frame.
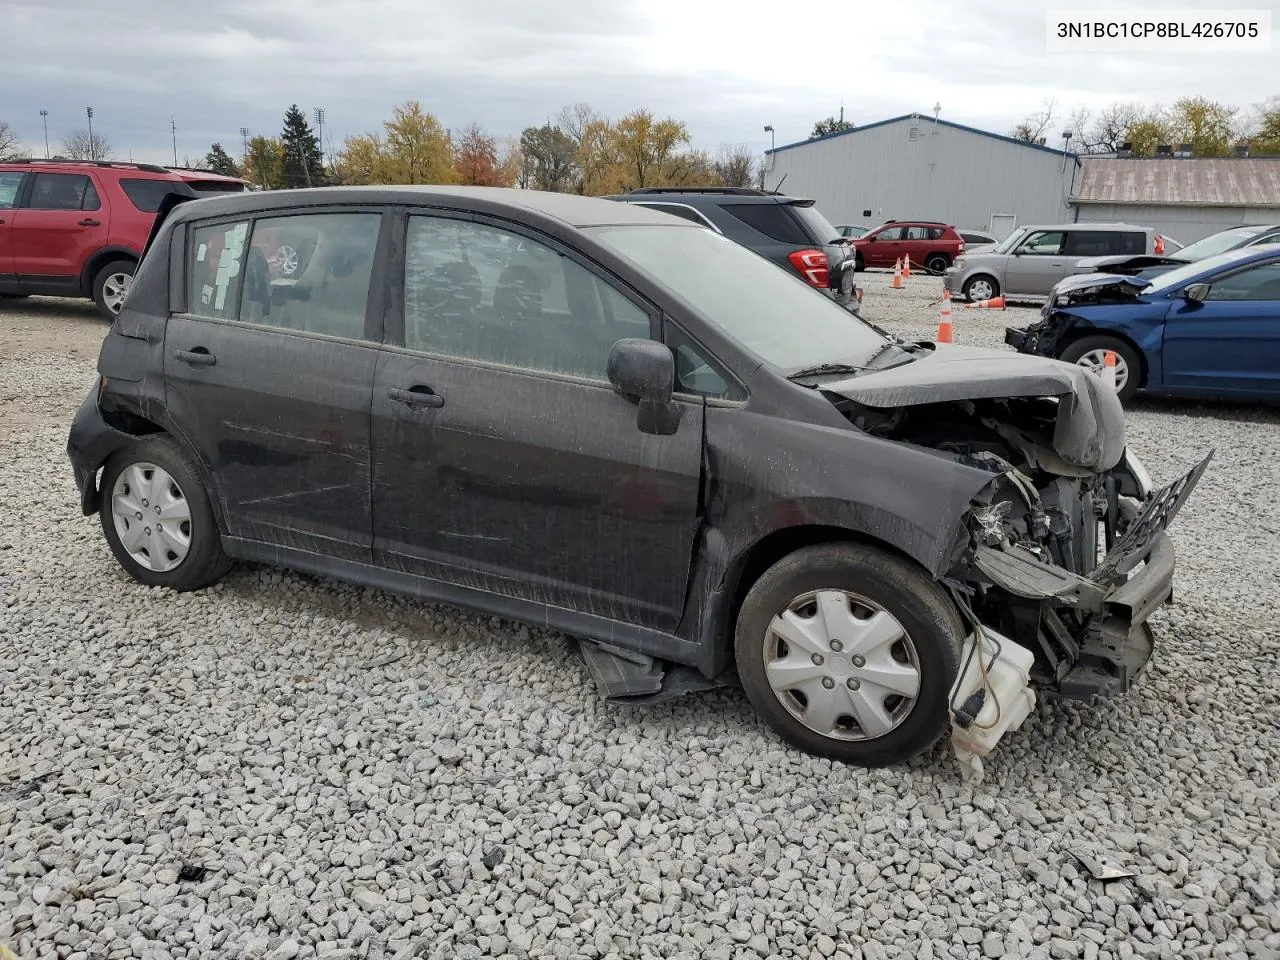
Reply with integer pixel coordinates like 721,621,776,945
863,226,902,268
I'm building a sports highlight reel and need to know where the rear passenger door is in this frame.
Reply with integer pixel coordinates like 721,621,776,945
0,171,22,290
370,211,705,631
163,208,389,560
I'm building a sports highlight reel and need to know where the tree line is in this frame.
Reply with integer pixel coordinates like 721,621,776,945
198,101,759,195
1011,95,1280,156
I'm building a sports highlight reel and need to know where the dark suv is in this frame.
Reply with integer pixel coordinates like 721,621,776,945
0,158,248,319
68,185,1204,771
608,187,859,311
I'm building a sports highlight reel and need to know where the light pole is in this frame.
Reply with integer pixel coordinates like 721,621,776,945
762,125,775,189
39,109,49,158
171,116,178,166
86,106,95,159
313,107,326,173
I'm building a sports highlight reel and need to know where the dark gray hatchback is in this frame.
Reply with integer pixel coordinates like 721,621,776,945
67,186,1207,773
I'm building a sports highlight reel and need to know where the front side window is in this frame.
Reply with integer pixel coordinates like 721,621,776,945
241,213,381,338
26,173,99,211
1019,230,1065,255
590,224,886,374
1205,261,1280,301
873,226,904,241
404,216,652,380
188,220,250,319
0,172,24,209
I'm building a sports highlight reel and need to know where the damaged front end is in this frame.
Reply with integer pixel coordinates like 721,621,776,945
1006,273,1150,356
820,344,1212,777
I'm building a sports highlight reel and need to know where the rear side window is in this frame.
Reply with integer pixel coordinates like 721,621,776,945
188,220,250,319
120,178,189,213
26,173,100,211
1118,232,1146,255
241,213,381,339
0,172,23,208
1064,230,1142,257
928,227,946,240
717,203,810,245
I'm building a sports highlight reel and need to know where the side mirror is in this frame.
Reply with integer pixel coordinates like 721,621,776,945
607,339,680,436
1183,282,1209,303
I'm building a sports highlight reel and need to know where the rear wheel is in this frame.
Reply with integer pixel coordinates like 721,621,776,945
99,435,233,590
734,543,963,767
925,254,950,275
962,274,999,302
92,259,136,320
1059,335,1142,403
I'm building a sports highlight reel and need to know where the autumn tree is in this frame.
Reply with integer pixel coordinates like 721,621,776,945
1246,96,1280,154
576,118,622,195
1011,98,1058,143
280,104,325,187
811,115,854,138
242,135,285,189
1082,103,1147,153
0,120,24,160
63,128,111,161
1166,97,1238,157
453,124,507,186
518,123,578,192
204,143,241,177
712,144,756,188
609,110,695,191
335,101,456,185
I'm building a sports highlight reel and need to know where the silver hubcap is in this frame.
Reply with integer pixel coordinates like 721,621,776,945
110,463,192,572
102,273,133,313
1075,348,1130,391
967,279,994,301
764,590,922,741
274,245,300,275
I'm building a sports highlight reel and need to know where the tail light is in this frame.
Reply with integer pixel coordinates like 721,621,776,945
788,249,829,288
1154,234,1165,254
958,241,965,253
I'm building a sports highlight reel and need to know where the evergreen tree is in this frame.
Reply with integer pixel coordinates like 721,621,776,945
279,104,325,188
204,142,241,177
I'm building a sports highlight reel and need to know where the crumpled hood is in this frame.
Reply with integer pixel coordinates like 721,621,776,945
1049,271,1153,300
1071,254,1188,277
822,343,1127,472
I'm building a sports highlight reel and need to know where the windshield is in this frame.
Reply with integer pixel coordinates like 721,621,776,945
1143,249,1268,295
991,228,1027,254
1174,225,1271,261
589,225,886,371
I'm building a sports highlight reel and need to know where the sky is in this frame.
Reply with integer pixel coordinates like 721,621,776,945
2,0,1277,166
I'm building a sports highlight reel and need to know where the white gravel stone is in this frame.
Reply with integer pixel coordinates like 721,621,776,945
2,283,1279,959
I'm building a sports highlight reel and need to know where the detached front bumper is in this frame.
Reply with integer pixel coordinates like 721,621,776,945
973,452,1212,699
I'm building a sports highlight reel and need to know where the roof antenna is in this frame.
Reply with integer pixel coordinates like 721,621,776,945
772,172,788,195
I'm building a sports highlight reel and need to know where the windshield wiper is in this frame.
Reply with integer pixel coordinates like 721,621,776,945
786,362,868,381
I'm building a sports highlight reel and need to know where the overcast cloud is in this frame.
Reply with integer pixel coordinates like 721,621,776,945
2,0,1277,165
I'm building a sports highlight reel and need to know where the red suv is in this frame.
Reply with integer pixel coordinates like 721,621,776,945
851,220,965,275
0,159,249,319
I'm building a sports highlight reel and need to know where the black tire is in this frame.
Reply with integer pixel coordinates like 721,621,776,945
98,435,233,591
1059,335,1143,404
962,274,1000,302
91,259,137,321
734,543,964,767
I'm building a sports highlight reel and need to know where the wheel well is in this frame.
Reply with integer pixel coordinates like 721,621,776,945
1059,327,1149,387
80,250,138,297
719,524,923,655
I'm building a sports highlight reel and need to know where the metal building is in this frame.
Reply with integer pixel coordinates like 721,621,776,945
1070,157,1280,245
762,114,1080,239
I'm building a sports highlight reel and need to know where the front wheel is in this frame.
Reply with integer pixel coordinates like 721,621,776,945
962,274,999,302
1059,335,1142,403
92,259,136,320
735,544,964,767
99,435,233,590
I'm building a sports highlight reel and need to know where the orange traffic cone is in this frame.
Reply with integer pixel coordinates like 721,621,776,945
902,254,912,279
937,288,954,343
891,258,903,289
1102,349,1117,391
964,295,1006,310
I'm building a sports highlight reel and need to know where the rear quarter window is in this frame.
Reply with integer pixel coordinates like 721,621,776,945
717,202,810,245
120,178,192,213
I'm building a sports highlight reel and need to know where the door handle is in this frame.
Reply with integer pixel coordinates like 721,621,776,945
175,348,216,367
79,218,101,227
388,385,444,409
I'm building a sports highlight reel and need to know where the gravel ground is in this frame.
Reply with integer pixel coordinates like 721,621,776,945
2,277,1278,960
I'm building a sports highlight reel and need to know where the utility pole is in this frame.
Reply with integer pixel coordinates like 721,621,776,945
86,106,95,160
299,142,312,187
313,107,326,173
170,117,178,166
39,109,49,158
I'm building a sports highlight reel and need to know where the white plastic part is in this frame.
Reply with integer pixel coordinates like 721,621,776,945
949,626,1037,783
